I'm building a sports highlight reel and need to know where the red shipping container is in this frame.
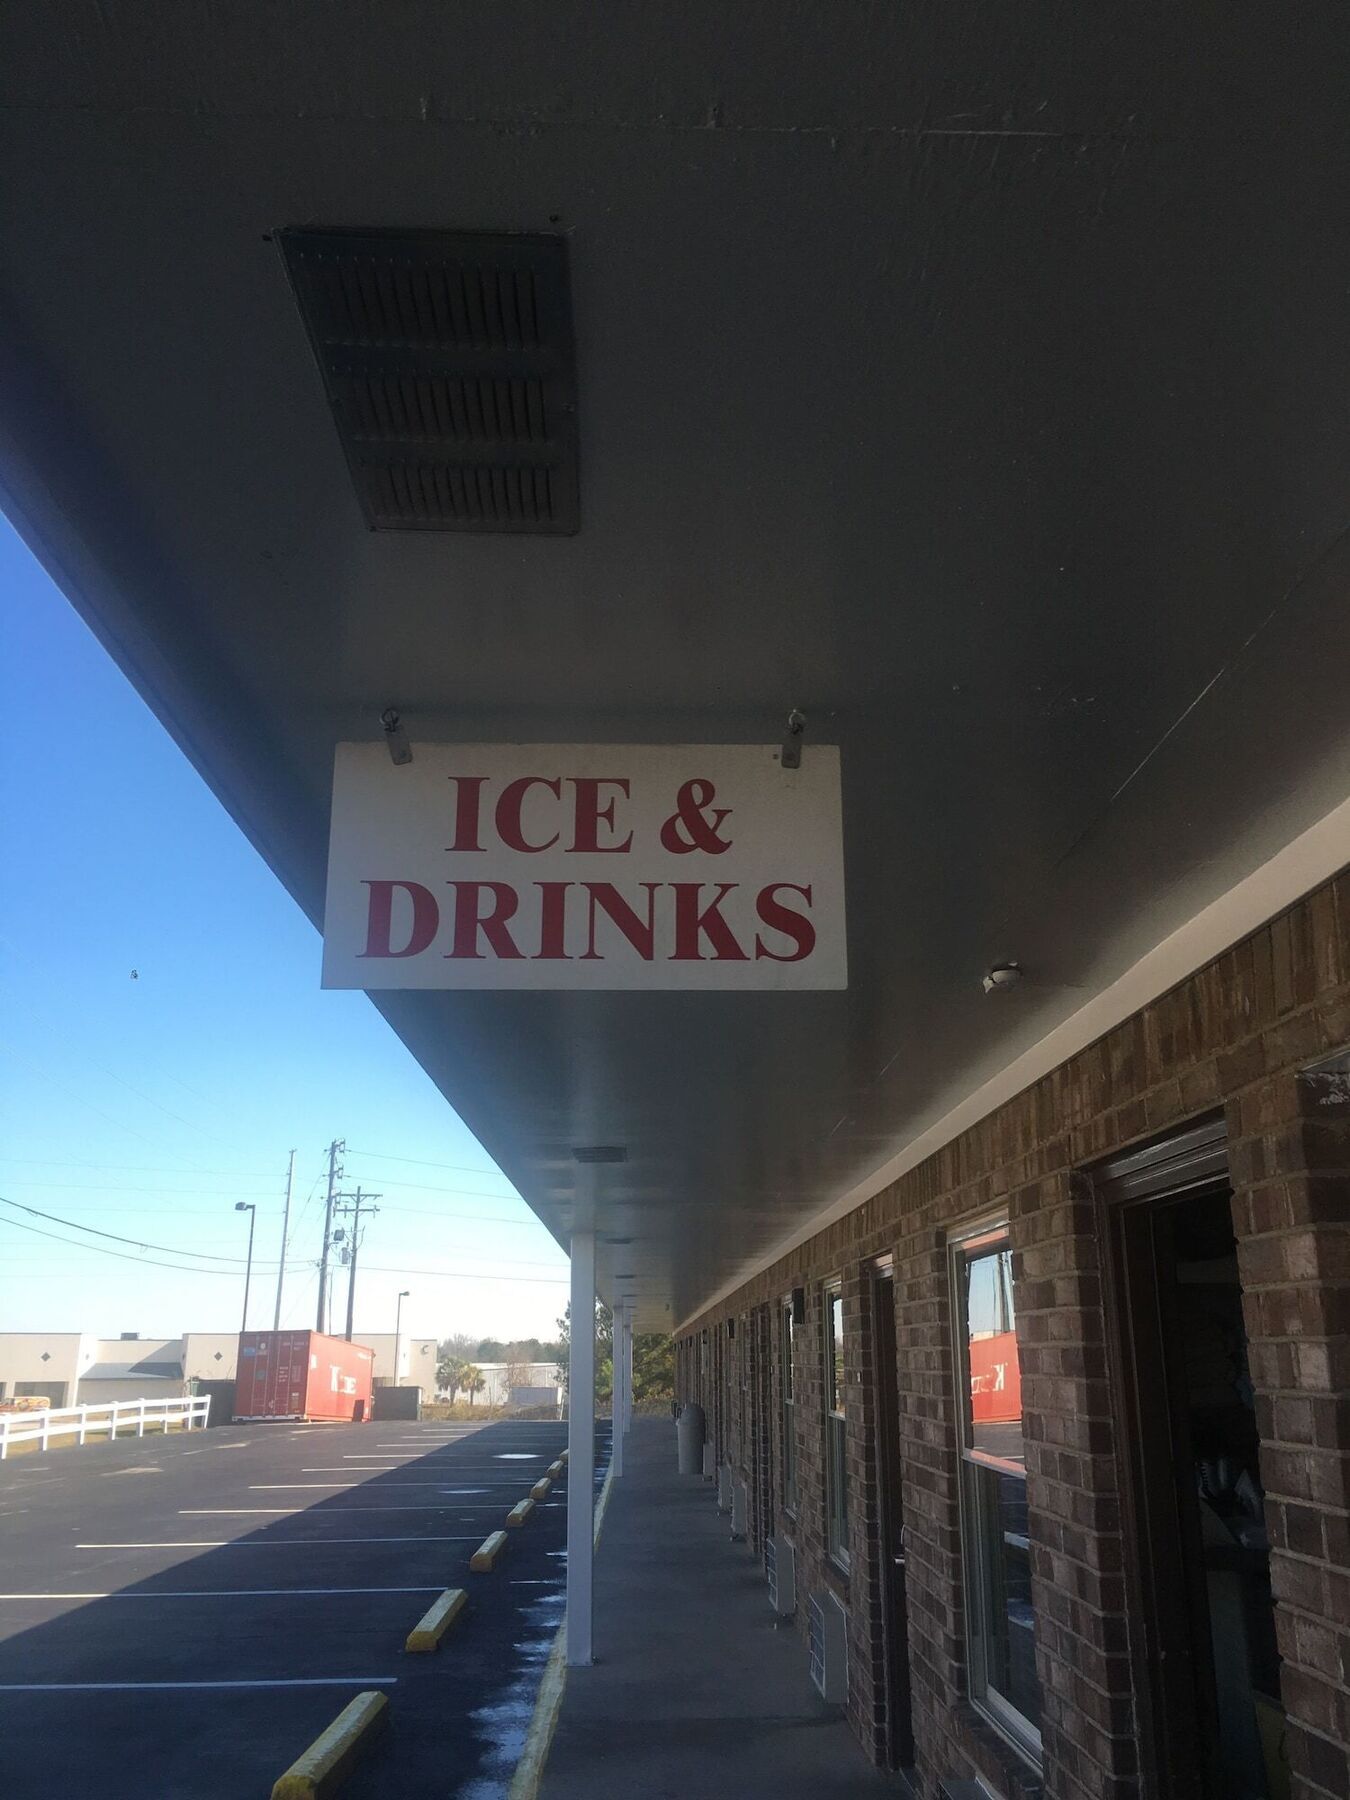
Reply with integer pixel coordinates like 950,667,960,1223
233,1330,374,1423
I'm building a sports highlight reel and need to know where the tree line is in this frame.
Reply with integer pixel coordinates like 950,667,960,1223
434,1314,674,1405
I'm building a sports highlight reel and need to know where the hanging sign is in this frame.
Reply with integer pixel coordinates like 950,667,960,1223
322,743,846,990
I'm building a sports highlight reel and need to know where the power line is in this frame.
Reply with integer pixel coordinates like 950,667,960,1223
0,1215,282,1277
0,1216,566,1285
0,1173,525,1206
0,1194,269,1264
0,1183,302,1198
0,1161,288,1177
361,1262,569,1286
344,1149,516,1183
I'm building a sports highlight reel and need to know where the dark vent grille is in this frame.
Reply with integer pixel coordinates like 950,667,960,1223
573,1145,627,1164
279,229,578,534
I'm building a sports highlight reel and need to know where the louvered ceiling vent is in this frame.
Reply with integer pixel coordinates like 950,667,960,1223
279,228,579,534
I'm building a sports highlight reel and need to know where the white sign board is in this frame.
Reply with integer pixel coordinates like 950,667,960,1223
322,743,846,990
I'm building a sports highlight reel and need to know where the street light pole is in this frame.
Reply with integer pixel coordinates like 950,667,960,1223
234,1202,257,1336
394,1289,410,1388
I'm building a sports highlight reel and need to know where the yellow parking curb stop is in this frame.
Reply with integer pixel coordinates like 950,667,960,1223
405,1587,468,1653
470,1528,508,1571
270,1690,388,1800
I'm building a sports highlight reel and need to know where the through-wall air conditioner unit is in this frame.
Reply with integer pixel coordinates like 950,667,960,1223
731,1478,748,1540
766,1534,796,1620
717,1462,733,1513
808,1590,848,1704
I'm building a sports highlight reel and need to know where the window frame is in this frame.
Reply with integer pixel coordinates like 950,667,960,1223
949,1218,1042,1766
780,1294,798,1516
823,1277,850,1571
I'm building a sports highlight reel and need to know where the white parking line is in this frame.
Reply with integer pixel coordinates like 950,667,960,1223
0,1678,398,1692
252,1482,532,1490
79,1537,484,1548
0,1587,445,1600
181,1506,506,1514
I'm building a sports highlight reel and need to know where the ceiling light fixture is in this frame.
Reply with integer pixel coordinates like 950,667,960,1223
982,962,1024,995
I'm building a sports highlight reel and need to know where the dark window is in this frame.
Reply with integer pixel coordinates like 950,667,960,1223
952,1225,1042,1758
824,1281,849,1567
781,1295,797,1514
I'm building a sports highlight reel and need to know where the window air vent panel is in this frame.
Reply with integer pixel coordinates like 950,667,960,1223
278,229,578,534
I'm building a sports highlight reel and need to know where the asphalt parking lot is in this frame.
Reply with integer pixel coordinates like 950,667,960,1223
0,1414,610,1798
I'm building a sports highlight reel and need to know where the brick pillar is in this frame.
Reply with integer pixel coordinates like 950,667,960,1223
847,1263,887,1761
894,1224,968,1799
1016,1174,1138,1800
1229,1066,1350,1800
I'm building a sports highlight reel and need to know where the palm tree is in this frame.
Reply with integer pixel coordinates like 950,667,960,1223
436,1354,466,1399
461,1364,484,1408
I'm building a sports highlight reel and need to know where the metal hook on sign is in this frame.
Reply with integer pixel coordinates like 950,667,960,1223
781,708,807,770
381,707,412,766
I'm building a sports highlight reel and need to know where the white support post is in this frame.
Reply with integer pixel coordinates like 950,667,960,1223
566,1229,595,1667
624,1311,634,1436
77,1405,88,1447
611,1304,625,1478
137,1400,146,1438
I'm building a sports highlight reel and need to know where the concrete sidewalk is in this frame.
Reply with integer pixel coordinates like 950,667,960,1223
539,1416,898,1799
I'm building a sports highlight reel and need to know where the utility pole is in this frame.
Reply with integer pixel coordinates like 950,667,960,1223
333,1188,380,1342
273,1148,296,1331
316,1138,344,1335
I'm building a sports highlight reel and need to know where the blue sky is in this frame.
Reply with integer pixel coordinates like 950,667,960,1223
0,516,570,1346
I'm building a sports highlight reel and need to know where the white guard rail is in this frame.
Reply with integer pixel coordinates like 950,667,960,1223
0,1393,211,1458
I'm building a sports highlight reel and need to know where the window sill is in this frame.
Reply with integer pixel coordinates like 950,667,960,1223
822,1552,851,1599
956,1699,1043,1797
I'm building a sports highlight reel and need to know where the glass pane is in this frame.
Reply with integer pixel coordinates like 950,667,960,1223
965,1241,1023,1469
975,1464,1042,1730
782,1304,794,1402
829,1412,849,1561
829,1289,845,1415
783,1397,797,1509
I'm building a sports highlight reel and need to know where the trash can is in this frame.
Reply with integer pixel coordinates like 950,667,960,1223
676,1401,705,1475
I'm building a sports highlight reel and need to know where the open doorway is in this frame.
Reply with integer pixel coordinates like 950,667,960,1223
872,1262,916,1779
1101,1124,1288,1800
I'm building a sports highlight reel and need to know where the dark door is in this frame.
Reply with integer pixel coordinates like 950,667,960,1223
1111,1179,1288,1800
873,1268,916,1774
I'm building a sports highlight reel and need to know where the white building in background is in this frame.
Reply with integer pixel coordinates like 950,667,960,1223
0,1333,96,1408
0,1329,440,1405
443,1361,563,1408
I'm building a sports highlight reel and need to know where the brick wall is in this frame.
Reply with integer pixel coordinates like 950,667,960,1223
677,870,1350,1800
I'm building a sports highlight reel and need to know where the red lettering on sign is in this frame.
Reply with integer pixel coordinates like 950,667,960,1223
495,777,562,853
669,883,747,961
533,882,573,960
446,882,524,960
359,880,440,958
567,779,633,853
445,776,489,852
659,778,733,854
582,882,661,961
753,883,816,962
